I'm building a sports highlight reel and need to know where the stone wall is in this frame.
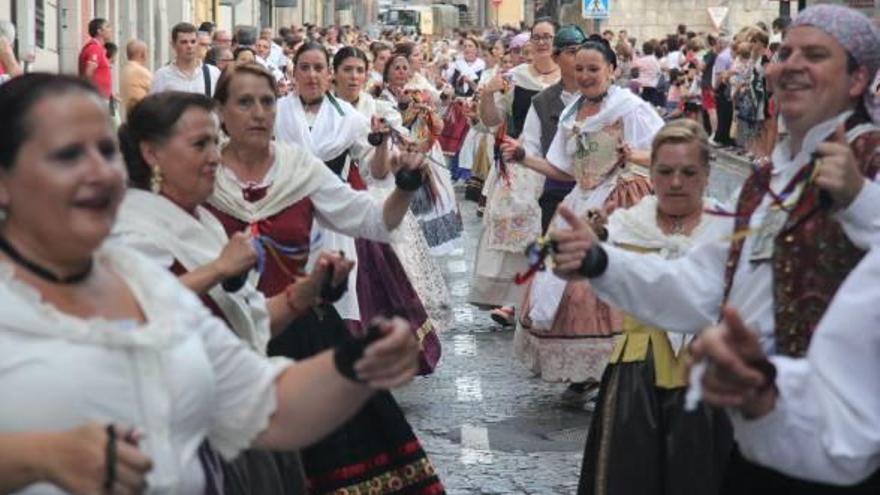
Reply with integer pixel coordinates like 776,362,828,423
560,0,778,43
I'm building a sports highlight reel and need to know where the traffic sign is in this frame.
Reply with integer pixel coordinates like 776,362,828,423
707,6,729,29
491,0,503,6
583,0,610,19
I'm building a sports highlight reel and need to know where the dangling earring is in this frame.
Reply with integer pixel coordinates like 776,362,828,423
150,166,163,194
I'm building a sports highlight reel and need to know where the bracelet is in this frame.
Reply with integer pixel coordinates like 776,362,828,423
395,169,424,191
512,146,526,162
103,424,117,491
577,244,609,278
748,357,778,394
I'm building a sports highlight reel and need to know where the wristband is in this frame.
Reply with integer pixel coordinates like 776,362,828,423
333,324,385,383
577,244,609,278
367,132,386,147
395,169,424,191
320,262,349,303
512,146,526,162
748,357,778,394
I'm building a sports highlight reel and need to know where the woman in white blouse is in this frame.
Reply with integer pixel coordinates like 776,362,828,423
0,73,420,494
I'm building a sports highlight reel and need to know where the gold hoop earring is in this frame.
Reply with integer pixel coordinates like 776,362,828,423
150,166,163,194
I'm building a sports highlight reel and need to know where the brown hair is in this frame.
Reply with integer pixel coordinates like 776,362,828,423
213,62,277,105
119,92,216,190
650,119,711,168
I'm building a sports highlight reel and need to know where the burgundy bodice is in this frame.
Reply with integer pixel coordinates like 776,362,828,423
206,198,315,298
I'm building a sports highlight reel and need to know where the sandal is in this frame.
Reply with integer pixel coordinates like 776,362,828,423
490,307,515,327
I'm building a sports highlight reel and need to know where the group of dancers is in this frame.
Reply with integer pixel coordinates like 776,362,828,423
2,3,880,493
455,6,880,495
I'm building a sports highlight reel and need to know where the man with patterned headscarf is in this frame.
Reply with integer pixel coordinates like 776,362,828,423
547,4,880,492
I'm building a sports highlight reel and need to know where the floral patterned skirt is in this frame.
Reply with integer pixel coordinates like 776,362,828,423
267,307,445,495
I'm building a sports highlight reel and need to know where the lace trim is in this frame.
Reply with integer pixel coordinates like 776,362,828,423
0,245,192,349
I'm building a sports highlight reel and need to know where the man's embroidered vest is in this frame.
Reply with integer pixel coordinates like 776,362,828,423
721,129,880,357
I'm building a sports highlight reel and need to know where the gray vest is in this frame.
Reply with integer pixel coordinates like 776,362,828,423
530,82,566,156
531,82,575,193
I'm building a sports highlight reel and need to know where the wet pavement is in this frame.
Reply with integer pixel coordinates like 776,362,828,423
393,155,750,494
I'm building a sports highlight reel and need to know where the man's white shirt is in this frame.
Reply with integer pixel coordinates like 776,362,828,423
150,62,221,96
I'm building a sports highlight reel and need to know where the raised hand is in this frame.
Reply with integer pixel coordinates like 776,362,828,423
688,307,776,418
214,231,258,279
814,123,865,208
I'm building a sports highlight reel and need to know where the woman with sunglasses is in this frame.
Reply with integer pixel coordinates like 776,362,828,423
470,19,561,327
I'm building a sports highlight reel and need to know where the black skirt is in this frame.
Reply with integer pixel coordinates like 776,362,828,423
578,344,733,495
268,306,445,495
722,445,880,495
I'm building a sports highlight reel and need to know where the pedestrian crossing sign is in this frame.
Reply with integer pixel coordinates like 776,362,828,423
583,0,610,19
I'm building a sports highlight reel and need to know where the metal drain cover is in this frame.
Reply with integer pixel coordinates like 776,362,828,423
544,427,588,444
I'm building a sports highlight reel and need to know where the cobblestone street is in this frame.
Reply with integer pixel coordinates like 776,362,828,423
394,154,750,494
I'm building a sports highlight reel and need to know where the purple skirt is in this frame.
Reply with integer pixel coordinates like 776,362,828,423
355,238,442,375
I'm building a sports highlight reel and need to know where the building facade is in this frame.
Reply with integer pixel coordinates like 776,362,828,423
551,0,879,40
0,0,273,78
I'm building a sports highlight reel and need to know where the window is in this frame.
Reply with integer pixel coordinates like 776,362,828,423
35,0,45,48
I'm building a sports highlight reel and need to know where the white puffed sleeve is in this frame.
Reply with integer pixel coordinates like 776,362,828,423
108,231,175,269
622,101,665,150
730,248,880,485
545,125,574,176
309,156,393,242
196,304,293,459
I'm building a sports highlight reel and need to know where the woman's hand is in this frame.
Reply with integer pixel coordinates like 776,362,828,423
310,250,355,304
213,232,257,279
354,316,420,389
500,136,525,163
371,115,391,135
483,73,507,95
617,142,633,164
393,150,427,176
46,423,152,495
482,72,507,95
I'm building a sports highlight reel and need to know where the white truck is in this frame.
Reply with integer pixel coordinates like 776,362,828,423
381,4,460,37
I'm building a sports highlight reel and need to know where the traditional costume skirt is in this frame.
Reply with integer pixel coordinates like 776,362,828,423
458,127,494,203
354,237,442,375
468,164,543,309
722,448,880,494
267,307,446,495
364,174,455,331
316,227,361,330
409,146,464,256
577,318,734,495
515,174,651,383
